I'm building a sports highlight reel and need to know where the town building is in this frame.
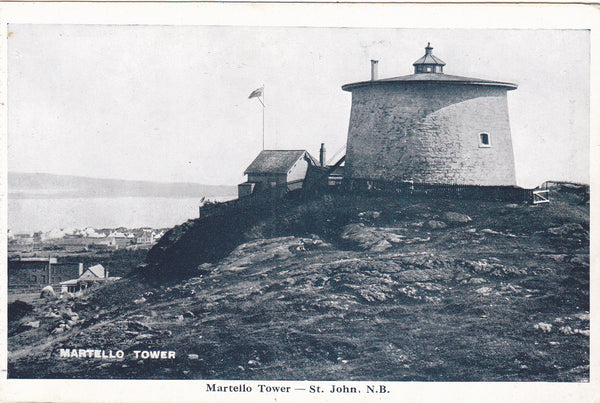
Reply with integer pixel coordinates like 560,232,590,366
238,150,318,198
8,232,42,252
86,232,107,245
342,43,518,186
106,231,129,249
60,264,121,293
137,229,155,244
8,258,83,291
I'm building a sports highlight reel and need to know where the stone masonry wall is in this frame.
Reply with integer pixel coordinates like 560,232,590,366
344,82,517,186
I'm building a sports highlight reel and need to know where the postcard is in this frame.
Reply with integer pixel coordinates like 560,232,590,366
1,2,597,402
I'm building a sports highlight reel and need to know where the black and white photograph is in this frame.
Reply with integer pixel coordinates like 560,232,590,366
1,2,596,402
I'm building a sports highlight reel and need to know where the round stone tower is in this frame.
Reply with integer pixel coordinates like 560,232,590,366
342,43,518,186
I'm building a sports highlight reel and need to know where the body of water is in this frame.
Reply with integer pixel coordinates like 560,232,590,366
8,196,236,233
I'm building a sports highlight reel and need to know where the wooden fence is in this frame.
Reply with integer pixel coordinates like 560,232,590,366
197,176,536,221
342,178,534,202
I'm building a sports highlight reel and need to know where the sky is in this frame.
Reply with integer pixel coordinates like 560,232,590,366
7,25,590,188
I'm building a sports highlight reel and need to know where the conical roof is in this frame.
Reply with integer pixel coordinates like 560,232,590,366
342,73,517,91
412,43,446,67
342,43,517,91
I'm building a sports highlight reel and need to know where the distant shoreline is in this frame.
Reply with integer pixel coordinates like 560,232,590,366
8,193,237,200
9,172,237,199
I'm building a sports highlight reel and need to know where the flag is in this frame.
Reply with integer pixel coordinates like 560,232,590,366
248,87,263,99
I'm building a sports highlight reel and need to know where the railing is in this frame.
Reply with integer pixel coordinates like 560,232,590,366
343,178,535,203
532,189,550,204
198,175,537,221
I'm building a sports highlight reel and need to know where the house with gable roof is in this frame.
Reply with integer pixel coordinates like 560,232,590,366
106,231,129,249
238,149,318,198
138,229,155,244
59,264,121,293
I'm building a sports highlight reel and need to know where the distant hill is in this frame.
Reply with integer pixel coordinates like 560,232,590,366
8,172,237,199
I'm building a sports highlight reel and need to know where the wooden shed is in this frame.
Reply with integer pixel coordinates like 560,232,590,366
238,150,318,198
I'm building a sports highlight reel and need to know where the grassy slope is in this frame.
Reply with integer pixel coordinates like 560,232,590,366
7,191,589,381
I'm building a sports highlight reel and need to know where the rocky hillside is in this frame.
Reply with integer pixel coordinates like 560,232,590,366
8,189,589,381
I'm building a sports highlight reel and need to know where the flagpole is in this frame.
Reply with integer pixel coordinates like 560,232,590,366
249,85,265,150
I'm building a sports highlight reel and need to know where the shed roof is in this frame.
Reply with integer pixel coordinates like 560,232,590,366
244,150,313,175
342,73,517,92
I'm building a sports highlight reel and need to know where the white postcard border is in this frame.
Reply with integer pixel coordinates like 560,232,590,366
0,2,598,403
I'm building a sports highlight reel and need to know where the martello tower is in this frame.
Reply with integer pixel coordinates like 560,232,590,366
342,43,518,186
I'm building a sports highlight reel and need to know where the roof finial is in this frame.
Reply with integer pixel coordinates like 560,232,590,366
425,42,433,54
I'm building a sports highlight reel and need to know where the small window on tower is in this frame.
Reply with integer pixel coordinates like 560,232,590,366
479,133,491,148
426,66,432,72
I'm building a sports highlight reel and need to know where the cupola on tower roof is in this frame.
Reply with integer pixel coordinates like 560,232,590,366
412,42,446,74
